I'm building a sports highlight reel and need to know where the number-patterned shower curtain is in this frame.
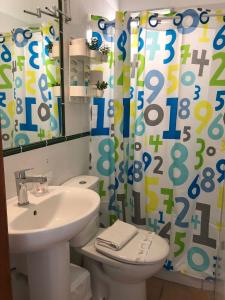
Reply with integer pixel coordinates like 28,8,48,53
0,23,61,149
90,9,225,279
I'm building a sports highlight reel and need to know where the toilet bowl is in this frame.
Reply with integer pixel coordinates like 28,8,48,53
63,176,169,300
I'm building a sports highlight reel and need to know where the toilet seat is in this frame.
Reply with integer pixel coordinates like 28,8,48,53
78,228,169,267
95,229,168,265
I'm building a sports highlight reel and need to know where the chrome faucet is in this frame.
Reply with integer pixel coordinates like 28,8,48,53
14,169,47,206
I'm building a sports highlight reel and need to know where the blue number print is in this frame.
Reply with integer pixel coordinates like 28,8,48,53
169,143,189,186
123,98,130,137
38,74,49,102
163,98,181,139
215,91,225,111
146,31,160,60
108,177,119,211
216,159,225,182
1,45,11,62
213,25,225,50
0,92,6,107
29,41,39,69
208,114,224,140
91,98,109,136
175,197,189,228
194,85,201,100
0,108,10,128
117,30,127,61
143,152,152,171
13,28,31,47
187,247,209,272
138,27,144,52
137,91,144,110
188,175,200,199
14,133,30,146
181,71,196,86
19,97,38,132
97,139,115,176
201,167,215,193
145,70,165,103
177,9,199,35
135,112,145,136
164,29,176,64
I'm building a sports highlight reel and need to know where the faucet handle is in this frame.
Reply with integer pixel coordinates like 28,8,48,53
15,168,34,179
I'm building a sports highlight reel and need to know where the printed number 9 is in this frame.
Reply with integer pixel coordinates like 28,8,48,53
144,70,165,103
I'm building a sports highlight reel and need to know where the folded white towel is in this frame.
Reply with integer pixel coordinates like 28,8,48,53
95,220,138,251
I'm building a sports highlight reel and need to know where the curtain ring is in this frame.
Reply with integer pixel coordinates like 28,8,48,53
0,34,5,43
199,11,209,24
173,13,183,26
98,18,106,31
49,25,55,36
127,16,133,34
149,13,159,27
23,29,32,40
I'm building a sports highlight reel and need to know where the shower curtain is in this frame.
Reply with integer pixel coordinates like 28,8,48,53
0,23,61,149
90,9,225,279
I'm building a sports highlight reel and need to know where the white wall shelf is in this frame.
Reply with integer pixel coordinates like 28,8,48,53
69,38,89,57
69,38,106,101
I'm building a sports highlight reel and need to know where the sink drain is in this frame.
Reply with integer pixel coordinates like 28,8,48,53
33,210,38,216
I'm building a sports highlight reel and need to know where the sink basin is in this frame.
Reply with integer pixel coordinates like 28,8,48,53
7,186,100,253
7,185,100,300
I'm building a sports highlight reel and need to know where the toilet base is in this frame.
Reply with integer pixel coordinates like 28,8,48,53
84,257,147,300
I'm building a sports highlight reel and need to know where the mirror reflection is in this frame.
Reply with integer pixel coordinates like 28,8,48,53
0,0,62,150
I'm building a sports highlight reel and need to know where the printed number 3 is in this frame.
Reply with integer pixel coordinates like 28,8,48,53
164,30,176,64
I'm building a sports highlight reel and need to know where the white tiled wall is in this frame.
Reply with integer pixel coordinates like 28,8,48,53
4,137,90,199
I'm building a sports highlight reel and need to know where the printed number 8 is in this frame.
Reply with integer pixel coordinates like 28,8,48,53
97,139,115,176
169,143,189,186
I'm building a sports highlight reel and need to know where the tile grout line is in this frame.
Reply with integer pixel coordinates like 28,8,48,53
159,279,165,300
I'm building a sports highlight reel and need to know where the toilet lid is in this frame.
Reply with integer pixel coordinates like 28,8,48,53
95,229,169,265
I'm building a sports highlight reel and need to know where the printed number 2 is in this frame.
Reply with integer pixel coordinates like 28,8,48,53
210,52,225,86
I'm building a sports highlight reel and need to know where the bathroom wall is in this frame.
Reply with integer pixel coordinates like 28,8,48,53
3,0,118,200
4,137,90,199
119,0,225,10
0,0,66,32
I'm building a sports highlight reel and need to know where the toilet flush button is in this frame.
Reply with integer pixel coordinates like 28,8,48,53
79,181,87,184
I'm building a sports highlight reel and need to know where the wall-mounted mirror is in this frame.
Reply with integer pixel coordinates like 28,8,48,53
0,0,63,151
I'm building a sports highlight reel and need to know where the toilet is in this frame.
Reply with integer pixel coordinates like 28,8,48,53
63,176,169,300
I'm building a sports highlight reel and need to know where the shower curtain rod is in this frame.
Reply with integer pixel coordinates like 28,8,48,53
103,9,225,25
129,6,175,13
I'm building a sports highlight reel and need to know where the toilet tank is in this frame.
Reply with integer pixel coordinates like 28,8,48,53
62,175,99,247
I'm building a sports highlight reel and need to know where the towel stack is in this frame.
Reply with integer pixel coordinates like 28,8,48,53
95,220,138,251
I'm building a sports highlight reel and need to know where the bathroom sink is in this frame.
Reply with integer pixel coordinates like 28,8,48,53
7,186,100,253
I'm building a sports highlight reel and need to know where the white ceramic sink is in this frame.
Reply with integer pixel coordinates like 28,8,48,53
7,185,100,300
7,186,100,253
